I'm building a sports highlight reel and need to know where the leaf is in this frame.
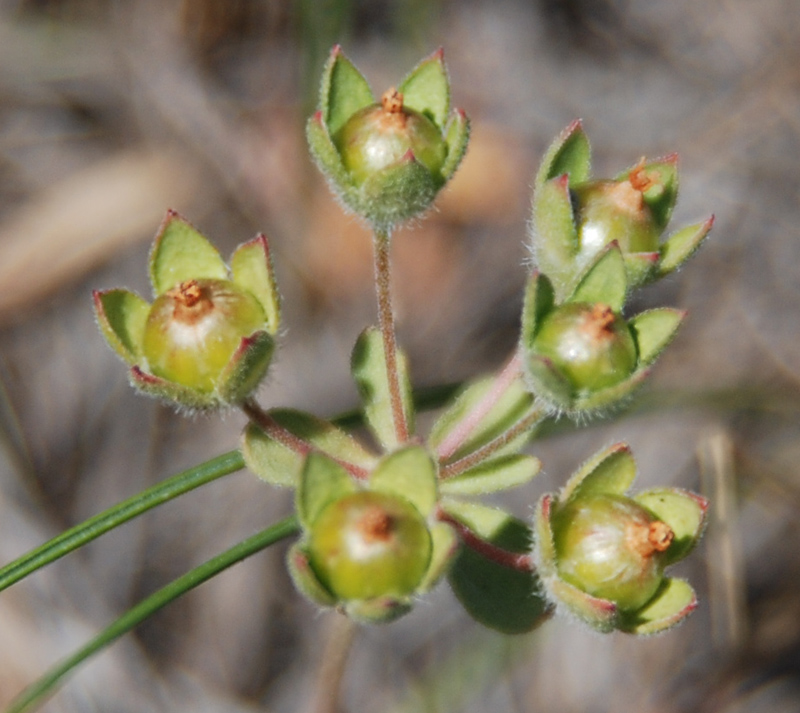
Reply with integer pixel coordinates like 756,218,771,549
623,251,660,287
351,327,414,450
658,216,714,278
628,308,685,366
619,578,697,635
241,408,376,488
444,502,549,634
635,488,708,566
297,452,358,528
440,454,541,496
230,234,281,334
321,45,374,136
519,271,555,351
429,374,534,462
441,109,470,181
398,48,450,127
93,289,149,363
535,119,591,188
148,210,227,296
560,443,637,504
568,242,627,312
370,446,438,517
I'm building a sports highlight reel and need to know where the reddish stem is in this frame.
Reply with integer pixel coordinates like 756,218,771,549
439,403,546,479
436,351,524,461
241,399,369,480
437,508,534,573
373,230,410,443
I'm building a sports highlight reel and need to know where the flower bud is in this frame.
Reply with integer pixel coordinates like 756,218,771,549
94,211,280,410
142,278,266,393
334,88,447,187
551,493,672,611
307,46,469,230
308,491,432,602
530,302,637,395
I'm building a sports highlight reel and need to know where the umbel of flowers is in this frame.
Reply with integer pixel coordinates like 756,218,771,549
90,48,713,639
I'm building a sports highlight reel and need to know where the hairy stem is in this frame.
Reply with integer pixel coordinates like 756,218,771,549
439,403,547,480
436,351,524,461
307,612,358,713
242,398,369,480
373,229,409,443
437,508,534,573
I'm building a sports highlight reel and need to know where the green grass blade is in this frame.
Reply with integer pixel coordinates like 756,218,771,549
0,450,245,592
5,515,300,713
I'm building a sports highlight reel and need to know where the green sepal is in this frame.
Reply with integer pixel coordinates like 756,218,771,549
444,501,550,634
93,289,149,364
441,109,470,182
629,308,685,367
520,271,555,351
357,152,440,229
532,494,557,578
623,251,660,287
320,45,374,137
306,112,354,193
535,119,591,189
149,210,227,296
634,488,708,566
567,242,628,313
216,331,275,405
619,155,678,231
571,366,650,413
287,543,337,607
532,175,580,299
128,366,217,411
345,596,413,625
619,578,697,635
398,48,450,127
560,443,637,505
546,575,619,632
429,375,534,462
440,454,541,496
657,216,714,278
369,446,437,517
417,522,459,592
241,408,377,488
297,451,358,529
351,327,414,450
523,355,574,408
230,235,281,335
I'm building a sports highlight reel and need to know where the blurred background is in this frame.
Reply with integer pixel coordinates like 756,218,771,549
1,0,799,711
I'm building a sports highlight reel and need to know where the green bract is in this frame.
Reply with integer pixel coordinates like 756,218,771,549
533,443,707,634
93,210,281,410
520,246,685,414
307,46,469,230
288,448,458,624
531,120,714,299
